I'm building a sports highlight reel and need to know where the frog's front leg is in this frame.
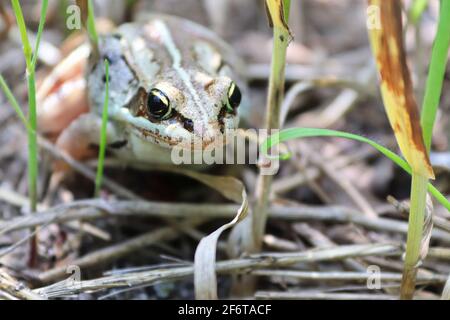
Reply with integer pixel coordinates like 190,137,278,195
37,45,90,136
55,113,123,169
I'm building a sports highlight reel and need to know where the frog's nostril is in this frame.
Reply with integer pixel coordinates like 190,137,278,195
183,118,194,132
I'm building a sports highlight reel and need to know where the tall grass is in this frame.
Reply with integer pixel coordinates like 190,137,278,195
94,60,110,197
80,0,109,197
420,1,450,152
10,0,48,212
0,0,49,266
0,1,48,212
253,0,291,250
401,0,450,299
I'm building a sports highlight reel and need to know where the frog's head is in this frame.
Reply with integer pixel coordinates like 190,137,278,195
128,73,242,151
89,20,244,154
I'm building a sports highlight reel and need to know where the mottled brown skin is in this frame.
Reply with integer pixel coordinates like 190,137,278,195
37,15,247,166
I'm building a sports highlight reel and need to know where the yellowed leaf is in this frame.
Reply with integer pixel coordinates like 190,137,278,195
265,0,292,36
367,0,434,179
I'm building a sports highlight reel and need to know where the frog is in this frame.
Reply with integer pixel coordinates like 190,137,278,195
37,14,247,167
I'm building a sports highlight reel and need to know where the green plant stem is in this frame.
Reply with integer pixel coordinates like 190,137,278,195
11,0,32,68
26,71,38,212
94,60,109,197
401,174,428,299
401,0,450,299
0,75,32,132
10,0,48,266
420,0,450,152
31,0,49,69
253,0,291,250
11,0,39,212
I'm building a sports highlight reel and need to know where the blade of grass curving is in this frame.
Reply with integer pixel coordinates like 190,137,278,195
0,74,32,133
94,60,109,197
261,127,450,211
31,0,49,69
420,0,450,152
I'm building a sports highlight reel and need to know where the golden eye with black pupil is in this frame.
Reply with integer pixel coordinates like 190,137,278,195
147,88,172,120
226,82,242,112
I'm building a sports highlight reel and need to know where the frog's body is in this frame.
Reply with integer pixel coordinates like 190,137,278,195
38,15,247,166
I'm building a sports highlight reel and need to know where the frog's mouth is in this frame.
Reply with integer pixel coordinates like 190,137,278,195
131,124,232,151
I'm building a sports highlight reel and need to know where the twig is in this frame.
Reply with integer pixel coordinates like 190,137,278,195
0,187,36,208
293,223,365,271
271,145,376,195
2,200,450,244
39,218,205,283
251,269,447,283
263,234,300,251
35,243,401,297
255,291,397,300
246,64,362,83
428,247,450,260
300,142,377,218
38,136,141,200
0,270,46,300
0,224,42,258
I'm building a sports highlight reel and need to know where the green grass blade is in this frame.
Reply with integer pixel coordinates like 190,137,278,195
261,127,450,211
11,0,32,67
409,0,428,25
94,60,110,197
26,72,38,211
87,0,99,48
31,0,49,68
420,0,450,152
10,0,48,213
0,74,32,132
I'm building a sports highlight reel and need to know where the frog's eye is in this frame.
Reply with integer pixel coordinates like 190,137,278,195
226,82,242,112
147,89,172,120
